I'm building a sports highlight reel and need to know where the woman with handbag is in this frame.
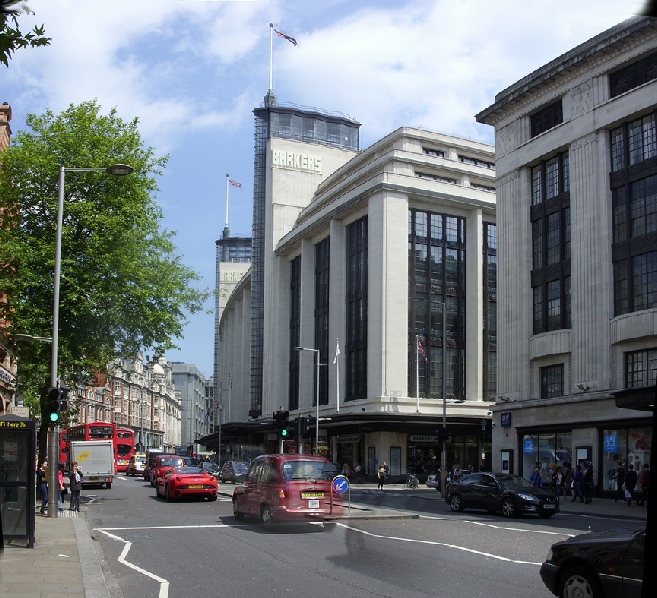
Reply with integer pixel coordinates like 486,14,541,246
57,465,66,512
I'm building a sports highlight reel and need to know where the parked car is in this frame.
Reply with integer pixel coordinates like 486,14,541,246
425,471,441,491
200,461,221,478
143,449,164,482
149,455,185,486
182,456,199,467
232,454,341,524
155,466,219,502
444,472,558,518
126,454,146,477
540,527,644,598
220,460,249,484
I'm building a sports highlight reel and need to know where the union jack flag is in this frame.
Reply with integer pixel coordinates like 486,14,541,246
274,28,298,46
417,338,428,363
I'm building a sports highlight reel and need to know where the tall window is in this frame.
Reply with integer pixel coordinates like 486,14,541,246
483,223,497,401
611,111,657,316
540,364,564,399
531,152,571,334
626,348,657,388
315,238,330,405
288,256,301,410
346,217,368,401
408,210,466,400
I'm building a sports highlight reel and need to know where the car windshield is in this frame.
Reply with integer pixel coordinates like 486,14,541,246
233,462,249,473
496,475,534,489
159,458,183,467
171,467,204,475
202,463,220,472
282,460,337,481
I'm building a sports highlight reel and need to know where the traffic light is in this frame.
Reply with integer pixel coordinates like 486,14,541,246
273,409,290,436
60,386,70,412
47,387,61,424
298,416,308,437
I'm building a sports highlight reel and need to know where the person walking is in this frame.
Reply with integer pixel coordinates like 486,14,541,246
638,463,649,506
69,461,83,511
530,468,543,487
614,459,626,503
377,461,389,490
36,459,48,515
624,463,638,506
583,462,594,504
552,465,564,503
57,465,66,512
572,464,584,503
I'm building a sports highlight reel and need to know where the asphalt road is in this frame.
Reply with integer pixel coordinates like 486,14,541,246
83,475,641,598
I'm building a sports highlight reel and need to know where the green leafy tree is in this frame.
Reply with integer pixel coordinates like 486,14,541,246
0,100,209,455
1,1,50,67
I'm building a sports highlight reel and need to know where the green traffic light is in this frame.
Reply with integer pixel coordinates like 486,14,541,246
49,412,60,423
281,429,288,437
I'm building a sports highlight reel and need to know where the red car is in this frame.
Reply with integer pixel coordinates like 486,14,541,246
149,455,185,486
155,466,218,502
232,454,342,525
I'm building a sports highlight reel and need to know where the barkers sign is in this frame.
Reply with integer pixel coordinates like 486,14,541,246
272,149,322,174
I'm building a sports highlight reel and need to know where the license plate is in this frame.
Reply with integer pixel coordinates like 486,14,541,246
543,504,556,509
188,485,204,489
302,492,324,499
308,499,320,509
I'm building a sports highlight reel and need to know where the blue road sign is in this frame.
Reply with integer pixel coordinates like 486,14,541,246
332,475,349,494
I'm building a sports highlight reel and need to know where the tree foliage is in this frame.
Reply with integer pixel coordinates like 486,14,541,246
0,1,50,67
0,100,209,405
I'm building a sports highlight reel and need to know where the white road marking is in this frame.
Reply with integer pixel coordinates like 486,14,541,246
96,528,170,598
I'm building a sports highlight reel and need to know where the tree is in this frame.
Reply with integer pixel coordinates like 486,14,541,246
0,100,209,453
1,0,50,67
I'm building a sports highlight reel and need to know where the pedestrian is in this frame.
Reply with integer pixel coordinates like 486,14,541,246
552,465,563,502
69,461,83,511
638,464,649,506
583,462,594,504
36,459,48,515
572,464,584,503
353,463,362,481
614,459,626,503
341,461,352,478
467,464,475,474
563,463,573,498
377,461,389,490
57,465,66,512
530,467,543,487
624,463,638,506
450,464,462,482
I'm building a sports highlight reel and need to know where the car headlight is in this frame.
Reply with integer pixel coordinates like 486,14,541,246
516,492,539,503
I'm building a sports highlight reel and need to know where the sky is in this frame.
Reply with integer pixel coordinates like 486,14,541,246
3,0,648,377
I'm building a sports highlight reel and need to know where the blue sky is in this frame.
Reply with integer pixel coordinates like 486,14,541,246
3,0,644,376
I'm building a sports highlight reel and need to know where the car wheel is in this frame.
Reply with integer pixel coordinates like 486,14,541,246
501,497,517,517
261,504,272,525
559,566,602,598
209,495,217,502
233,500,244,520
165,485,172,502
449,494,463,512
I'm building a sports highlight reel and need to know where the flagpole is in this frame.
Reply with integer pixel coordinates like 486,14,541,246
416,335,420,413
225,174,230,228
269,23,274,91
335,339,340,413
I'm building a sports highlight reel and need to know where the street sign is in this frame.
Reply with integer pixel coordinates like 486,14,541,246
332,475,349,495
10,406,30,418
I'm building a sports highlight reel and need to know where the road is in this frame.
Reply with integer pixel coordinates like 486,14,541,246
82,475,641,598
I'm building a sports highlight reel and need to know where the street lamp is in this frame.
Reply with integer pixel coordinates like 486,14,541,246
295,347,321,455
48,163,133,518
440,301,447,498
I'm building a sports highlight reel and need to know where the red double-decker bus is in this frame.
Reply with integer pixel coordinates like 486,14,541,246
115,428,135,472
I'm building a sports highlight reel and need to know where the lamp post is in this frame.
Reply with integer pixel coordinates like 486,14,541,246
48,163,133,518
440,301,447,497
295,347,321,455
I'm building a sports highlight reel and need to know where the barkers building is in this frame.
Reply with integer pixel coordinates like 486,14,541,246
477,15,656,493
207,93,496,480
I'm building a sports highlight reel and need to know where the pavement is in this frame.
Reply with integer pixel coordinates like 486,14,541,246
0,484,648,597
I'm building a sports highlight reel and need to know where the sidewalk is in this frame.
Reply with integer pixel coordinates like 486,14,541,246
0,488,646,597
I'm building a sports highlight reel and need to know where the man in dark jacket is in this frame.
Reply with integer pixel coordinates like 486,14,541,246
614,459,626,503
68,462,83,511
624,463,638,506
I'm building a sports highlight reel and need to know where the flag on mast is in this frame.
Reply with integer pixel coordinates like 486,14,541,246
273,27,298,46
228,179,241,188
417,338,428,363
334,339,341,412
333,341,340,365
